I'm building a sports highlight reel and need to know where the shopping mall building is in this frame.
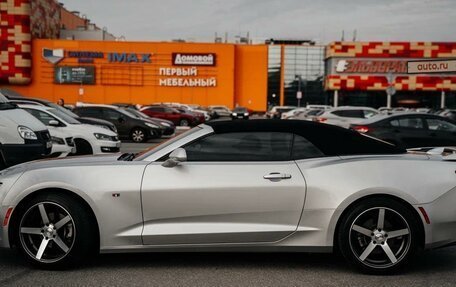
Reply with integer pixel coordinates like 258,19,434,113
1,0,456,111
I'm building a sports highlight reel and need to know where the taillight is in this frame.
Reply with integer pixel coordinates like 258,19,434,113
353,125,370,133
315,117,327,123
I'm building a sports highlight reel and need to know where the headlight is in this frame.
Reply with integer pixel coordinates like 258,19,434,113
145,122,159,129
232,113,237,116
18,126,37,140
244,113,249,116
160,122,171,127
51,136,65,145
94,133,114,141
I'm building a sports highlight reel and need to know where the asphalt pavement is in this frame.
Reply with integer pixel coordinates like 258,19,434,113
0,247,455,286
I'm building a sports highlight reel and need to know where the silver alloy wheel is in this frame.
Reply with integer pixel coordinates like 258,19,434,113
19,202,76,263
132,129,145,142
180,119,189,126
349,207,411,269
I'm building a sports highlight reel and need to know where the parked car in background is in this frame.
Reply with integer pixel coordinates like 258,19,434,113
281,107,308,120
315,106,379,128
73,104,163,143
287,108,324,121
5,95,118,133
0,95,52,169
231,106,250,120
266,106,296,119
140,105,203,126
306,104,332,110
21,105,121,155
208,105,232,118
123,108,176,136
48,128,76,158
439,109,456,121
350,113,456,149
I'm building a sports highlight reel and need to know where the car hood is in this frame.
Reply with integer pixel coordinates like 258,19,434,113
79,116,115,127
3,154,122,174
70,124,118,136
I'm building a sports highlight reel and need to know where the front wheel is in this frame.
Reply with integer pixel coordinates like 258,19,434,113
131,128,147,143
12,193,97,269
338,198,421,274
179,119,189,127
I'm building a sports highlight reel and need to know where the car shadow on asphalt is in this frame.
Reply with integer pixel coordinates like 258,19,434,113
1,247,455,275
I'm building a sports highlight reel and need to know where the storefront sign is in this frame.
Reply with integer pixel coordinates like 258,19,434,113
54,66,96,85
336,60,407,74
158,66,217,87
108,53,152,63
407,60,456,74
172,53,216,66
68,51,104,64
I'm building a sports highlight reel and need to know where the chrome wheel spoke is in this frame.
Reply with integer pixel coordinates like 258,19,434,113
377,208,385,229
388,228,409,238
55,215,71,230
36,238,50,260
381,243,398,263
359,241,377,261
53,236,70,253
38,204,50,225
20,227,42,235
352,224,372,237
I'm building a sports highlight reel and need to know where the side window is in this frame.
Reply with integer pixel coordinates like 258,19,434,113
103,109,121,121
332,110,364,118
390,117,424,129
184,132,293,162
292,135,325,160
25,109,58,125
148,107,163,113
75,108,100,118
426,118,456,132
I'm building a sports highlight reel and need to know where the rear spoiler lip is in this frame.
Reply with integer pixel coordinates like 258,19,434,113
407,146,456,160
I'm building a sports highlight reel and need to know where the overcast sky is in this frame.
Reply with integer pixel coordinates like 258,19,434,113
62,0,456,43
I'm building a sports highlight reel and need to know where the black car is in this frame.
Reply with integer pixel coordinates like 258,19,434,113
350,113,456,149
124,107,176,136
73,106,163,143
231,107,250,120
5,95,118,133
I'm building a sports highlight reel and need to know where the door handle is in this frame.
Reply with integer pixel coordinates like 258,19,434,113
263,172,292,181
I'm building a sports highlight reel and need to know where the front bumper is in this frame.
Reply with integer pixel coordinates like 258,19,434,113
94,140,122,154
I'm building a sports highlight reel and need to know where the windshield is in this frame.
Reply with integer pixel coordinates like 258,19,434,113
134,127,201,160
0,95,17,110
48,103,80,118
125,108,149,119
233,108,247,112
118,108,142,119
48,108,81,124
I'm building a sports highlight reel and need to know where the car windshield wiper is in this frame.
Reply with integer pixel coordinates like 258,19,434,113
117,153,136,161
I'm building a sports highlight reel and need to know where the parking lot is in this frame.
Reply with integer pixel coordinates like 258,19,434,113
0,247,455,286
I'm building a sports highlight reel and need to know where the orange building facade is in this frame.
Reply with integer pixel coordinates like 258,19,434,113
11,39,269,111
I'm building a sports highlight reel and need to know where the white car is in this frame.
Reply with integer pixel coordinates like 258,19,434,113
49,127,76,158
315,106,379,128
281,107,308,119
19,105,121,155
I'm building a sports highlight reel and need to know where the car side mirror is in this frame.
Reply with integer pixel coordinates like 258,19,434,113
48,120,60,127
162,148,187,168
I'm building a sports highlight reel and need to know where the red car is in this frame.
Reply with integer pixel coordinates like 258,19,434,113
141,105,204,126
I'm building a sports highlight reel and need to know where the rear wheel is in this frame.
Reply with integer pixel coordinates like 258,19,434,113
74,139,93,155
131,128,147,143
12,193,97,269
338,198,421,274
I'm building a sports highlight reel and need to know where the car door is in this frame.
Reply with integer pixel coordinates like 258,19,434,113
141,131,307,245
424,117,456,146
388,116,429,148
101,108,129,137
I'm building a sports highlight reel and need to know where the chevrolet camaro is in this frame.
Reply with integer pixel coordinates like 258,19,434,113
0,120,454,274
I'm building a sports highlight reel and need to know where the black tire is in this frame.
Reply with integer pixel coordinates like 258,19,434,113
337,197,421,274
179,119,190,127
130,128,147,143
74,139,93,155
11,193,97,269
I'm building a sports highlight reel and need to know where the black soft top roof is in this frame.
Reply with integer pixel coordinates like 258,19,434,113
206,120,406,156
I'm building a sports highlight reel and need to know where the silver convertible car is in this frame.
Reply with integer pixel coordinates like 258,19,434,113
0,120,455,274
